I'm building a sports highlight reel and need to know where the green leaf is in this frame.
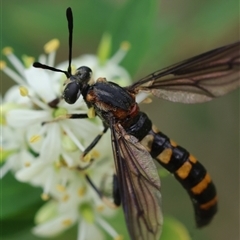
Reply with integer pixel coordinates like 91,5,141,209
106,0,160,75
161,216,192,240
1,172,42,219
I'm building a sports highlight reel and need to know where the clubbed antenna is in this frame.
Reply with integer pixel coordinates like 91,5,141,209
66,7,73,75
33,7,74,78
33,62,71,78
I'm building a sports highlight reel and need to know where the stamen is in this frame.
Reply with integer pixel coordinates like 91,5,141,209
29,126,45,145
61,124,85,152
44,39,60,54
27,93,50,110
96,217,120,239
115,236,124,240
19,86,29,96
42,39,60,70
120,41,131,51
1,64,26,85
82,153,92,163
38,54,47,65
54,161,62,169
87,107,95,118
56,184,66,192
22,55,35,68
110,41,131,64
2,47,13,55
97,33,112,66
61,152,74,166
62,218,72,226
3,47,27,79
47,51,56,69
0,61,6,69
41,193,50,201
62,194,69,202
96,205,105,212
30,96,50,110
24,162,31,167
141,97,152,104
30,135,41,143
91,150,100,159
78,187,86,196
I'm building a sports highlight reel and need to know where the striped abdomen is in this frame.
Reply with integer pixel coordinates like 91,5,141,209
125,111,217,227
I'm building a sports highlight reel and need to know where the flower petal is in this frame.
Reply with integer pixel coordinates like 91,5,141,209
15,160,47,182
39,123,61,163
25,67,57,102
3,85,32,105
32,212,78,237
78,221,104,240
6,109,51,128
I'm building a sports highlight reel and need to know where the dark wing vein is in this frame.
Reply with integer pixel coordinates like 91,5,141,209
127,42,240,103
111,123,163,240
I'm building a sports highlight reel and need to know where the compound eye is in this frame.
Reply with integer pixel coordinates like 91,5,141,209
62,81,81,104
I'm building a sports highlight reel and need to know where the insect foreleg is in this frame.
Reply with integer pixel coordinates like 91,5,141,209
69,113,89,119
42,113,89,125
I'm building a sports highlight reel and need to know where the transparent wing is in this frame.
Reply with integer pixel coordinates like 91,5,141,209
127,42,240,103
110,123,163,240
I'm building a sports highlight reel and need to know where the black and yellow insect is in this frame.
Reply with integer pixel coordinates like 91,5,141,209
33,8,240,240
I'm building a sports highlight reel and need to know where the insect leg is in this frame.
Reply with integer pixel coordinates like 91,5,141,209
97,172,121,206
69,113,89,119
77,126,108,170
85,174,118,209
113,174,121,206
85,174,103,197
82,124,108,158
44,108,108,158
42,113,89,125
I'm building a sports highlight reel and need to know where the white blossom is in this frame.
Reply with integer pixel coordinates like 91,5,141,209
1,35,130,239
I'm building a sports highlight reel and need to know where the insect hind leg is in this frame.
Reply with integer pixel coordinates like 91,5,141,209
85,174,119,209
113,174,121,206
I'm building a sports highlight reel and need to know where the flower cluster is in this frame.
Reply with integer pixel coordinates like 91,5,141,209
1,35,131,239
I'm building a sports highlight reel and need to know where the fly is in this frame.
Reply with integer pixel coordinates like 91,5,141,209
33,7,240,240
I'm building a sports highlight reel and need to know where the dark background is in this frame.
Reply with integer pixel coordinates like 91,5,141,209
1,0,239,240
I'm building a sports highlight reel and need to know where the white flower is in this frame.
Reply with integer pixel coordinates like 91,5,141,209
1,34,130,239
32,196,122,240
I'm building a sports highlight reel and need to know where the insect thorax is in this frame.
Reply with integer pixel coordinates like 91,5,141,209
85,81,137,123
